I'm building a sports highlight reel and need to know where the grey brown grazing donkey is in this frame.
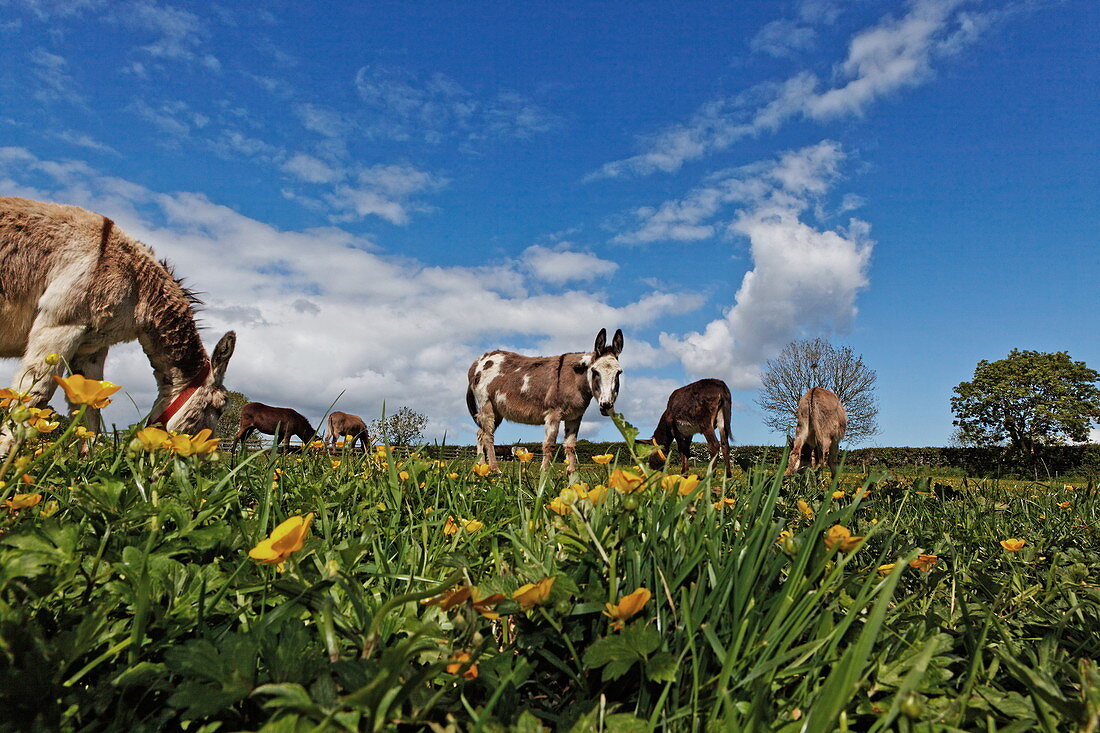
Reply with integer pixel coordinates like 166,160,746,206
0,197,235,454
467,328,624,473
231,402,316,451
784,387,847,478
328,410,370,451
648,378,733,476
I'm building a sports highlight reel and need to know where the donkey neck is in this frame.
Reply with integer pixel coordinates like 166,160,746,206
136,279,208,399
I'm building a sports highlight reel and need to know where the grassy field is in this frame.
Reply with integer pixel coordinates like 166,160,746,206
0,412,1097,731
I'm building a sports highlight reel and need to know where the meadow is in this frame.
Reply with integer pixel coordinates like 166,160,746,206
0,406,1097,731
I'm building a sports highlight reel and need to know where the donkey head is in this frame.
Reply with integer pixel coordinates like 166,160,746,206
164,331,237,433
583,327,624,416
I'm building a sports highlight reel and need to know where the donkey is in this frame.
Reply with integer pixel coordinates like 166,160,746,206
467,328,624,473
328,410,370,451
230,402,316,452
648,378,733,476
784,387,847,478
0,197,235,454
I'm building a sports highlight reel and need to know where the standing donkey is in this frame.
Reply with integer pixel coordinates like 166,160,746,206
648,378,733,477
230,402,316,452
467,328,624,473
328,410,370,451
784,387,847,478
0,197,236,454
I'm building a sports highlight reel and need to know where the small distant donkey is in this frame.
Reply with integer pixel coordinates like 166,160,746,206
648,378,732,476
467,328,624,473
328,410,370,451
231,402,316,451
784,387,847,478
0,197,236,454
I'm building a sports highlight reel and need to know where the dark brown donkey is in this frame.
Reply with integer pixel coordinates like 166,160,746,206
230,402,316,451
328,411,370,451
648,378,733,476
784,387,847,478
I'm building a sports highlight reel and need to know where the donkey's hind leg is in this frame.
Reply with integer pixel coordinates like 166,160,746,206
475,405,501,470
563,418,581,474
541,413,561,472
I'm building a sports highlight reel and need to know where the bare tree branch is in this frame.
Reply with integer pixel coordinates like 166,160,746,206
756,338,879,444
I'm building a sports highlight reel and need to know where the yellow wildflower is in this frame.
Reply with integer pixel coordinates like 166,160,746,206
4,493,42,513
593,453,614,465
74,426,94,439
52,374,122,408
797,500,814,521
167,429,220,456
443,516,483,535
398,470,410,481
832,490,845,500
609,469,645,494
603,587,651,631
447,472,459,480
514,447,534,462
547,497,572,516
877,563,897,575
472,464,491,477
134,426,171,452
248,514,314,571
1057,501,1070,509
472,589,508,620
1000,538,1025,552
909,554,938,572
513,577,555,610
713,496,736,510
676,474,701,496
823,524,864,552
446,651,478,679
586,484,609,505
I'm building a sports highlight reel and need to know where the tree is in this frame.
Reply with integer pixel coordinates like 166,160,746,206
370,406,429,446
214,390,261,449
951,349,1100,455
756,338,879,444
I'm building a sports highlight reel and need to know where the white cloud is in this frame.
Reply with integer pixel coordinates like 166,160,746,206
750,19,818,58
593,0,989,178
523,245,619,285
122,0,221,71
29,48,83,105
0,148,697,440
648,142,873,389
354,64,558,144
282,153,341,184
323,164,447,225
54,130,118,155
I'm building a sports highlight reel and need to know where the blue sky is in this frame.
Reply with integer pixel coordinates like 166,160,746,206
1,0,1096,446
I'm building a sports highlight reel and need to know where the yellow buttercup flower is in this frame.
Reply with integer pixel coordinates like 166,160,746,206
248,513,314,571
443,516,483,535
797,500,814,521
472,589,507,620
310,440,325,449
713,496,735,510
609,469,645,494
134,426,171,452
593,453,614,465
823,524,864,553
676,474,701,496
446,651,478,679
398,470,410,481
74,426,94,439
52,374,122,408
4,493,42,513
423,585,472,611
462,518,484,533
513,577,555,610
447,472,460,480
602,587,651,631
909,554,938,571
586,484,609,505
0,388,20,407
168,429,220,456
547,497,572,516
877,563,897,575
832,490,846,499
1000,538,1025,552
514,447,534,462
472,464,492,477
1057,501,1070,509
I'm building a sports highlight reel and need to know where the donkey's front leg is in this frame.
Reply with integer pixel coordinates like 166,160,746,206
563,418,582,474
69,346,109,434
476,405,501,471
541,413,561,472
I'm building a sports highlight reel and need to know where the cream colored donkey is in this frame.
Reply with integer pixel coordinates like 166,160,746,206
0,197,235,453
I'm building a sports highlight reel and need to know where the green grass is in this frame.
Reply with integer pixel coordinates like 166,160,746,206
0,418,1097,732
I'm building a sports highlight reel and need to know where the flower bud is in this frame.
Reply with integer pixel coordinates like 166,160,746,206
44,353,60,366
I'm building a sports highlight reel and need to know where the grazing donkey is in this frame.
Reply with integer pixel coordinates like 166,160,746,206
648,378,733,476
0,197,235,454
784,387,847,478
230,402,316,451
328,410,370,451
467,328,624,473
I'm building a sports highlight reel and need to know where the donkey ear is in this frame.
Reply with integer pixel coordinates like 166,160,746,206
611,328,624,356
593,327,607,354
209,331,236,386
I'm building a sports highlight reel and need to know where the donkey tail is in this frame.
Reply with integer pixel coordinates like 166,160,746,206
719,382,733,445
466,386,479,421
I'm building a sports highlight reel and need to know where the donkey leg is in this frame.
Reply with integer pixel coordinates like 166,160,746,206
785,436,805,475
69,346,109,434
676,434,692,475
701,428,721,474
562,418,581,474
541,414,561,472
476,404,500,470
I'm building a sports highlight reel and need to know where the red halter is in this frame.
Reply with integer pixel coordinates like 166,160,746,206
148,360,210,427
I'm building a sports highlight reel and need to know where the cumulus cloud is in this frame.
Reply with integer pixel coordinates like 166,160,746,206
653,142,873,388
0,148,696,440
593,0,989,179
324,164,447,225
523,245,619,285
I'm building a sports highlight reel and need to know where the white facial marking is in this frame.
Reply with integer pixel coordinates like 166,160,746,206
589,354,622,412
